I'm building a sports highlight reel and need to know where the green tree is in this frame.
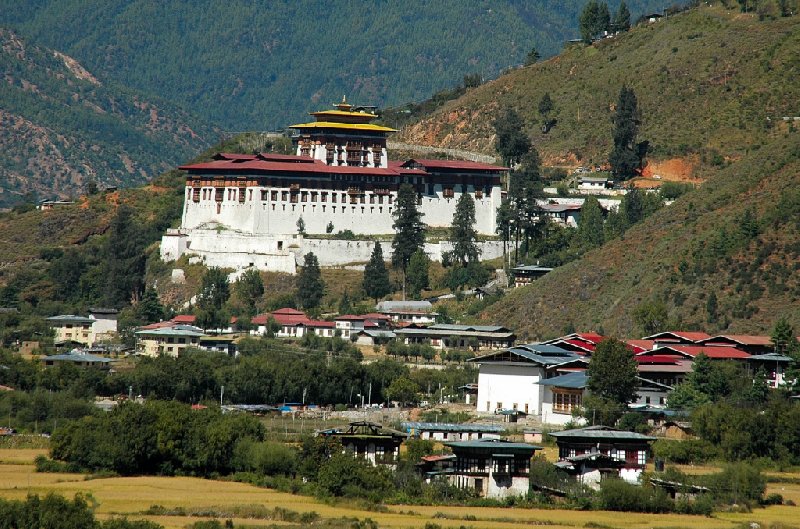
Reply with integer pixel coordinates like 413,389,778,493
103,204,147,307
406,249,430,299
538,92,556,133
296,216,306,235
577,196,605,248
338,290,353,315
392,183,426,295
524,46,541,66
587,337,640,405
386,376,421,407
579,0,611,43
493,107,530,166
326,221,334,234
448,193,480,266
633,300,668,336
771,317,799,355
233,269,264,318
706,291,718,324
196,267,230,330
296,252,324,310
614,0,631,31
609,85,645,180
136,287,165,324
363,242,392,303
495,201,513,269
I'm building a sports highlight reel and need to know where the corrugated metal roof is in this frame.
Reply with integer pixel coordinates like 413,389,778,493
43,353,112,363
404,158,508,172
445,439,542,451
402,422,505,433
538,371,588,389
550,426,656,441
469,343,584,366
135,325,204,337
46,314,94,324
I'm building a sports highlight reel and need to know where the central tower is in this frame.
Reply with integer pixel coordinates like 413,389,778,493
290,97,395,168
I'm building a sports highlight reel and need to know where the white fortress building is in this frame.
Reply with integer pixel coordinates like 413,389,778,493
161,99,507,273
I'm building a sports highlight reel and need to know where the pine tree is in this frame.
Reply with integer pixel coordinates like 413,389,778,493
196,267,230,330
495,202,513,268
234,269,265,317
577,196,605,248
297,252,324,310
392,183,426,294
524,47,541,66
614,0,631,31
406,250,430,300
706,291,718,324
362,242,392,303
493,107,530,166
609,85,643,179
579,0,611,43
771,318,799,355
587,337,640,404
538,92,556,133
104,204,147,307
136,287,165,324
449,193,480,266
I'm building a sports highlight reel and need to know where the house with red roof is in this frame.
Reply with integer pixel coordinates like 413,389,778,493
251,308,336,338
643,331,711,345
695,335,774,355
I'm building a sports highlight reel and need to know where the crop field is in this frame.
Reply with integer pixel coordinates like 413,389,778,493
1,449,798,529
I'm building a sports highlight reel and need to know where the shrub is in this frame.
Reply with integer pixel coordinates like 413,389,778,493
652,438,718,464
598,479,673,513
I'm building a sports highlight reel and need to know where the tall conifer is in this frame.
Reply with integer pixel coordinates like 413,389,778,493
363,242,392,303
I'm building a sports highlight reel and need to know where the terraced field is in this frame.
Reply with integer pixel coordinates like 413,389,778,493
1,449,797,529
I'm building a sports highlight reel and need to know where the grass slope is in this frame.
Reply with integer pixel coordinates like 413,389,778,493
0,29,216,208
397,6,800,168
488,133,800,340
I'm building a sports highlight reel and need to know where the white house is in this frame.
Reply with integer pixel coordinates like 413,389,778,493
376,300,437,324
468,344,587,419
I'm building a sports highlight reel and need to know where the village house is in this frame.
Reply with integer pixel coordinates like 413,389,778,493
317,421,405,468
250,308,336,338
538,203,582,227
87,308,119,342
745,352,794,388
376,300,437,324
41,351,114,369
394,323,515,351
401,421,503,442
577,176,611,193
134,325,204,357
550,426,656,487
47,315,96,346
198,336,237,356
353,329,396,346
334,313,390,339
510,265,553,288
468,343,587,418
445,438,541,498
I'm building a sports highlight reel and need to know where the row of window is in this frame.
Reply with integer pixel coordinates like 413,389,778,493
553,391,583,414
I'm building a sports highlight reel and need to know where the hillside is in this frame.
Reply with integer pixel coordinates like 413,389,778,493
0,0,663,131
397,6,800,172
427,7,800,338
0,29,216,208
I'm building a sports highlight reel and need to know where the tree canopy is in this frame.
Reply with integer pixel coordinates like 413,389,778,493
296,252,325,310
587,337,640,405
448,193,480,266
392,183,426,291
363,242,392,303
195,267,230,330
609,85,647,180
493,107,530,166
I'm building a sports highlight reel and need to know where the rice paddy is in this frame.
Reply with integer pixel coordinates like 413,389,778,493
1,448,797,529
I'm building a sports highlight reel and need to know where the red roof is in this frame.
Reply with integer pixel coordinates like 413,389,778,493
308,320,335,328
138,321,178,330
644,331,711,342
625,339,656,354
649,345,750,360
335,314,369,321
361,312,391,320
171,315,197,324
699,335,772,346
634,355,683,364
577,332,605,344
181,158,399,176
272,308,305,315
404,158,508,172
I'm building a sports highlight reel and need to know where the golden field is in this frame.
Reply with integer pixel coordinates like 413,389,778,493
0,449,798,529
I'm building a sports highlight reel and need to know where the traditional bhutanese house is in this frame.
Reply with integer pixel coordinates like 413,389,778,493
468,344,587,417
88,308,119,341
745,352,794,388
198,336,237,356
353,329,396,346
394,324,515,351
416,454,456,482
549,426,656,484
632,377,674,408
642,331,711,346
445,439,541,498
695,334,774,355
543,332,606,355
634,354,693,388
554,453,626,490
538,203,582,227
458,383,479,405
510,265,553,288
250,308,336,338
376,300,437,324
134,325,204,357
658,420,694,440
402,421,504,442
41,351,114,369
642,344,751,362
47,315,96,346
318,421,405,468
334,314,390,339
538,371,589,426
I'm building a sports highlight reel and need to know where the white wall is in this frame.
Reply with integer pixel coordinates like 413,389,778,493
476,363,545,415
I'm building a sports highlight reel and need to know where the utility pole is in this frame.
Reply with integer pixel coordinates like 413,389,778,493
220,385,224,406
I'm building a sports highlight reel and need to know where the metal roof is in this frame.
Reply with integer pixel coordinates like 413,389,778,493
445,438,542,452
511,265,553,272
538,371,588,389
43,353,112,363
429,324,512,333
549,425,656,441
402,422,504,433
135,325,204,337
469,343,584,366
747,352,794,362
376,300,433,312
47,315,94,324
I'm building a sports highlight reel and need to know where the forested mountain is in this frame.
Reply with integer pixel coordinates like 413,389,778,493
0,29,216,208
392,5,799,338
0,0,664,131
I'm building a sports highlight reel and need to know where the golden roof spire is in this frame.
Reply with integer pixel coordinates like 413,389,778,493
336,95,352,112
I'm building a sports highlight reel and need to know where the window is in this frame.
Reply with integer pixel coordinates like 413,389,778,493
271,190,278,201
496,402,503,410
261,190,268,201
553,390,583,414
321,192,327,202
215,188,224,202
637,450,647,466
443,187,454,198
281,191,288,201
192,188,200,202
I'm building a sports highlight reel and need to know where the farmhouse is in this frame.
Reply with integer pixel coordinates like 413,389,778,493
318,421,405,468
160,99,507,272
445,438,541,498
134,325,203,357
510,265,553,288
250,308,336,338
394,323,515,351
402,421,504,441
550,426,655,485
376,300,437,324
